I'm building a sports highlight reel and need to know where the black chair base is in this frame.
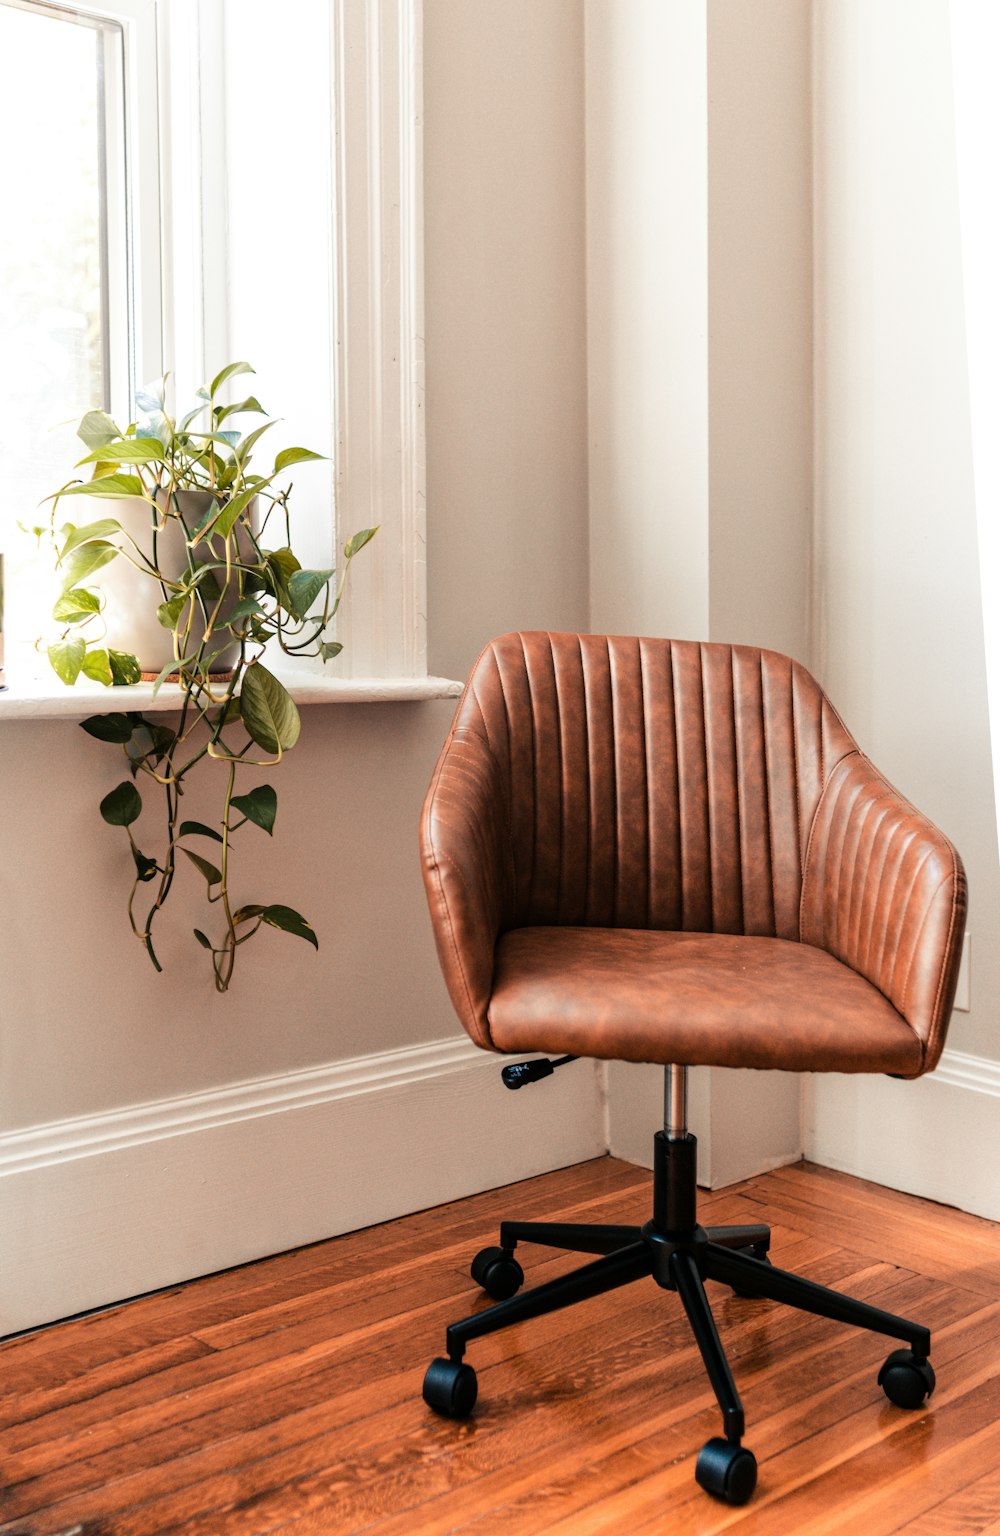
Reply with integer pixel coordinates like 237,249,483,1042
422,1132,936,1507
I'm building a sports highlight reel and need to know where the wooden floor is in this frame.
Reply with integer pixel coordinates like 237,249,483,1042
3,1158,1000,1536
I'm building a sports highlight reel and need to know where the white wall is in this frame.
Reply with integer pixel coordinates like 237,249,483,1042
807,0,1000,1216
0,0,598,1333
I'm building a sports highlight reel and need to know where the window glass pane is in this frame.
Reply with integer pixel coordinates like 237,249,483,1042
0,3,126,655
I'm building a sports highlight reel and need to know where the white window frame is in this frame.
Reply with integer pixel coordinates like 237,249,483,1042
2,0,455,713
161,0,430,684
3,0,164,412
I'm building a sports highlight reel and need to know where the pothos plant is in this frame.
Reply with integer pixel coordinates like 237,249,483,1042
42,362,376,992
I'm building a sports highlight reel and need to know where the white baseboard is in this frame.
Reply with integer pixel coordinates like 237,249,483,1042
0,1038,604,1336
804,1047,1000,1224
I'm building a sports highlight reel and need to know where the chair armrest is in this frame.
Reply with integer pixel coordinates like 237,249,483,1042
800,752,967,1075
420,725,515,1049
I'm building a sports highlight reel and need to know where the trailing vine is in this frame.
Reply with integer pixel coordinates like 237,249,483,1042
43,363,375,991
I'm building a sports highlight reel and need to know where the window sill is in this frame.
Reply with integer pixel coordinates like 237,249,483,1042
0,669,463,720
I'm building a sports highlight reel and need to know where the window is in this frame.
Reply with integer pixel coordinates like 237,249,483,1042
0,0,430,694
0,0,160,654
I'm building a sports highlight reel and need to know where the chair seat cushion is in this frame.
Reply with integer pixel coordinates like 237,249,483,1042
488,928,923,1076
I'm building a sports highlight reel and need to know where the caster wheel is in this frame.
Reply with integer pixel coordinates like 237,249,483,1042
695,1437,757,1505
878,1349,936,1409
471,1245,524,1301
422,1357,478,1418
731,1245,771,1299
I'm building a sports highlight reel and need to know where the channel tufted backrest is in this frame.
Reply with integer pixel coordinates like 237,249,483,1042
423,631,966,1067
455,632,856,940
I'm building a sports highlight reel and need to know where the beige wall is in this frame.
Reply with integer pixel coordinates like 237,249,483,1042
427,0,589,679
707,0,813,659
0,0,590,1132
585,0,709,642
812,0,999,1063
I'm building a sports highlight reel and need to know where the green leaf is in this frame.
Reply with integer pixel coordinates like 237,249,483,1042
215,395,266,423
262,545,300,608
58,474,145,499
100,780,142,826
193,929,213,949
233,904,266,923
47,638,86,686
210,361,255,397
320,641,343,663
131,846,159,882
344,527,378,560
60,542,118,591
239,663,301,754
179,403,208,431
212,485,259,540
261,905,318,949
149,723,178,757
77,409,120,451
136,410,169,447
274,445,325,473
287,568,333,621
61,518,124,558
183,848,222,886
52,587,101,624
179,820,224,843
230,784,277,836
187,498,221,539
234,420,276,464
226,595,266,626
81,649,114,686
134,383,164,414
157,594,187,629
80,712,135,743
109,650,141,686
76,441,166,466
150,657,183,696
266,546,301,581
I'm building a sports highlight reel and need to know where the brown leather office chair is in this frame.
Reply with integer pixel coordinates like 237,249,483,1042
419,632,966,1506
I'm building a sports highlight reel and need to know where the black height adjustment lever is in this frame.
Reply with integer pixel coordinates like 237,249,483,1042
501,1055,577,1090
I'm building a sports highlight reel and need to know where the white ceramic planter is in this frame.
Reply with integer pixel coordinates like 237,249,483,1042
87,490,256,675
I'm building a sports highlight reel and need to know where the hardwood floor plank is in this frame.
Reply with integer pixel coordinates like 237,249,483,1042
904,1463,1000,1534
0,1156,998,1536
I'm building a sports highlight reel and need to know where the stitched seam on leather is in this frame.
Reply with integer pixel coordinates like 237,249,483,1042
579,634,594,926
494,647,520,919
928,862,962,1059
848,759,965,1052
640,638,653,929
670,641,685,929
730,648,746,935
790,661,802,873
759,651,777,936
881,839,935,995
699,642,715,930
859,796,897,975
430,852,493,1048
547,633,565,923
900,872,953,1018
607,634,621,927
516,633,539,921
843,787,883,966
453,726,518,915
798,752,860,940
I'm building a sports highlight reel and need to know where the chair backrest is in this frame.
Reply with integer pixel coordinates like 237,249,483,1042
455,631,856,940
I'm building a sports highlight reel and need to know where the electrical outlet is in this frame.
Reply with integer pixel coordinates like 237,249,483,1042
954,933,971,1012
